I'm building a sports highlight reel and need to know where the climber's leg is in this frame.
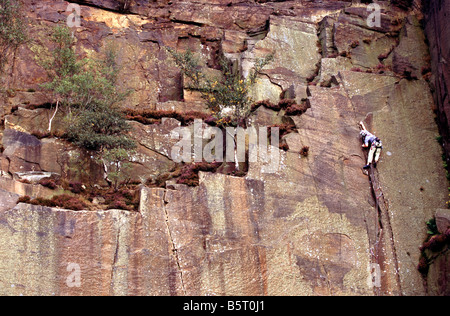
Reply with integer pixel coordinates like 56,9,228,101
374,147,381,163
363,145,376,169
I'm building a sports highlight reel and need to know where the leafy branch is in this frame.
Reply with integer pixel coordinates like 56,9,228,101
167,47,274,127
0,0,27,72
34,25,136,190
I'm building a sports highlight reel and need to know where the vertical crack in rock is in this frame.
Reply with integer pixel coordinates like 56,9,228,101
320,261,333,295
369,167,403,295
162,189,186,295
110,215,121,293
337,72,358,123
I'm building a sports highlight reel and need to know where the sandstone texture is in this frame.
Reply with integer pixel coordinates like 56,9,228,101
0,0,449,296
423,0,450,168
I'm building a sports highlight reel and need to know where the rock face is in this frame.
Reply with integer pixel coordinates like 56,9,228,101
420,0,450,296
0,0,449,296
422,0,450,172
1,110,176,185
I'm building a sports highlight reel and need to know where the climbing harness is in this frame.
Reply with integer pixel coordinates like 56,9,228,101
359,121,382,169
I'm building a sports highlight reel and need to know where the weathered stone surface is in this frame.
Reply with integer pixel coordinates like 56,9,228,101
318,57,353,84
162,173,373,295
0,0,448,297
435,209,450,234
318,15,337,58
0,203,147,296
2,129,42,173
351,35,398,70
154,101,208,113
0,177,59,199
0,189,19,212
2,110,177,185
423,0,450,168
339,71,448,295
13,171,60,184
250,106,285,127
426,249,450,296
250,15,321,85
392,15,430,79
222,30,248,54
5,107,65,137
0,178,372,296
127,143,176,182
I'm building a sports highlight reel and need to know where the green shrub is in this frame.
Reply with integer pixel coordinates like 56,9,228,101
101,147,134,191
0,0,27,72
35,26,136,190
167,48,274,127
37,26,134,143
66,102,134,151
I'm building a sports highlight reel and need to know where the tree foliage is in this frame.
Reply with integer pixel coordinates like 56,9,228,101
167,48,274,127
0,0,27,72
66,103,135,151
38,27,129,114
35,25,136,189
37,26,134,148
101,147,134,191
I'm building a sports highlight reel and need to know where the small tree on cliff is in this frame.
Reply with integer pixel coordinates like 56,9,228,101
167,48,274,172
0,0,27,73
35,25,136,189
100,147,134,191
36,26,131,132
167,48,274,127
37,25,80,132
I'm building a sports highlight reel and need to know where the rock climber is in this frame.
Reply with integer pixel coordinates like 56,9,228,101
359,121,382,170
